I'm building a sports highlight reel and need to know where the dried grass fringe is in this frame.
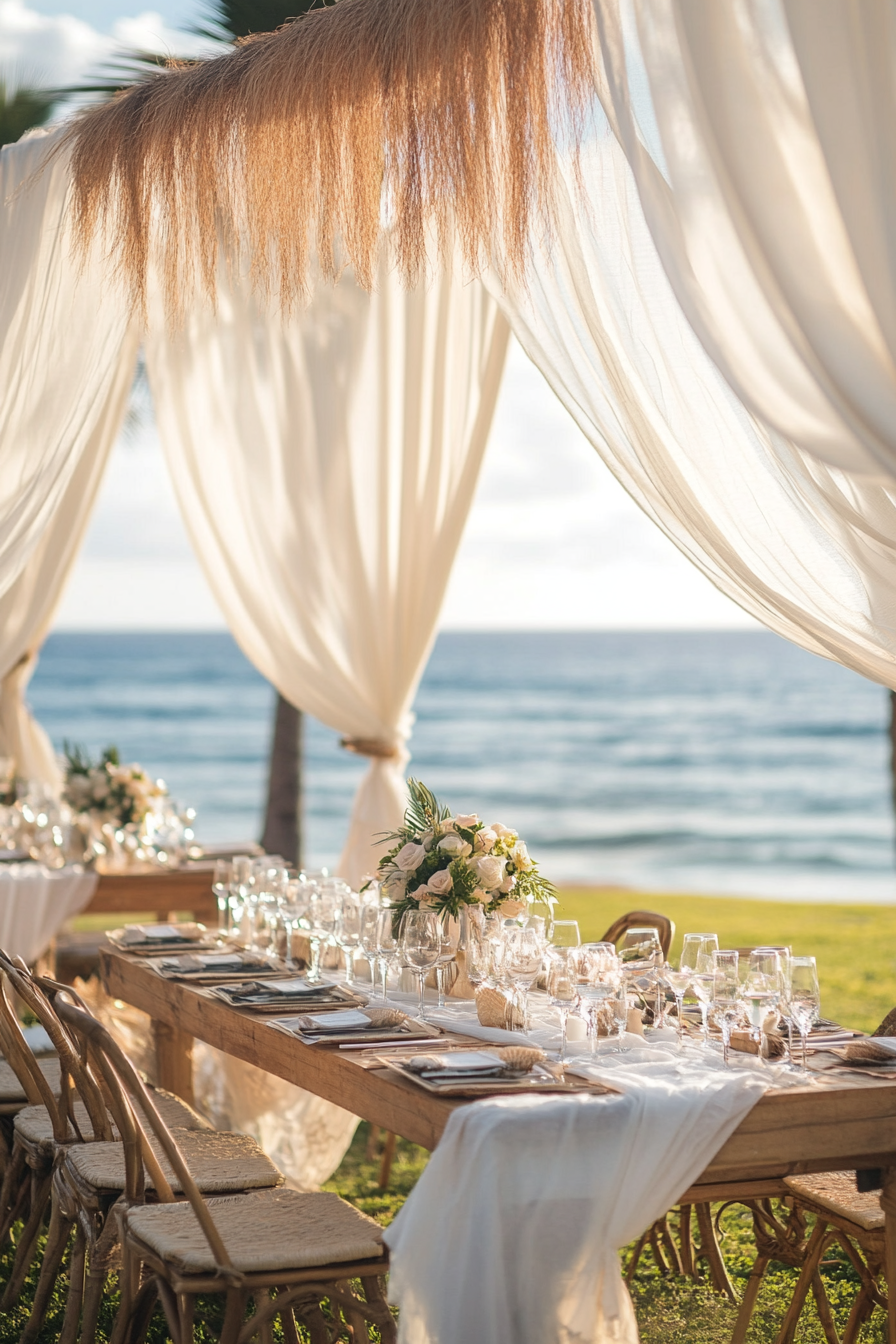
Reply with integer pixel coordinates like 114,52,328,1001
56,0,596,322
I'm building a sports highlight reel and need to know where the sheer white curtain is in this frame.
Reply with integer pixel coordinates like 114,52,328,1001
592,0,896,481
0,129,139,785
489,127,896,689
146,250,509,885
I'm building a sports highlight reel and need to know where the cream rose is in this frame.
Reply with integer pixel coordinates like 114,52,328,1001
395,841,427,872
499,874,516,894
471,854,506,890
473,827,497,853
496,897,526,919
426,868,454,896
438,834,472,858
491,822,513,839
454,813,480,829
471,887,489,904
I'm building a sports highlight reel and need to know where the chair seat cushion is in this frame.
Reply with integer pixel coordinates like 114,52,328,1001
0,1057,60,1102
785,1172,885,1231
126,1188,385,1275
14,1089,209,1150
66,1129,283,1194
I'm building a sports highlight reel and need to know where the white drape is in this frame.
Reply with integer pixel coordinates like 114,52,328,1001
146,251,509,886
0,129,139,786
489,123,896,690
592,0,896,481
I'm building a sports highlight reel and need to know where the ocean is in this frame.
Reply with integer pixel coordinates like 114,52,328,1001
28,629,896,903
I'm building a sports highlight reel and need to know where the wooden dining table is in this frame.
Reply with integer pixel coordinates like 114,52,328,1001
99,944,896,1343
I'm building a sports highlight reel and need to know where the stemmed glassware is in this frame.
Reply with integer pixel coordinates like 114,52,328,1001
358,904,381,988
577,942,622,1055
307,891,339,982
277,879,309,971
663,963,692,1049
789,955,821,1070
374,909,400,1000
335,894,362,985
710,950,744,1066
212,859,231,933
680,933,718,1047
546,949,578,1061
434,922,459,1009
400,911,441,1021
743,949,782,1063
504,926,544,1032
550,920,581,950
619,927,664,1025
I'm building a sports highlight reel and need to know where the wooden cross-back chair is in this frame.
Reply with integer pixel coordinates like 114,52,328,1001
601,909,675,961
14,968,282,1344
54,999,396,1344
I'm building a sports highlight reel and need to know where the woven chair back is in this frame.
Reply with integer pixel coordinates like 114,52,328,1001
52,998,237,1276
0,953,111,1143
601,910,675,960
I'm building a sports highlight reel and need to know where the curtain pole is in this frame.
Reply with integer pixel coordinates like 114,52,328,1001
260,693,304,867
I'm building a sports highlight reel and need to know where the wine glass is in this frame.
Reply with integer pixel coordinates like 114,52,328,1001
358,903,380,988
578,943,621,1055
663,963,692,1049
307,891,339,982
435,920,459,1009
504,927,544,1032
212,859,232,934
744,949,782,1062
710,950,743,1066
375,908,399,1001
335,894,362,985
608,980,631,1052
620,927,664,1023
680,933,717,1046
546,949,577,1061
277,879,309,972
790,955,821,1070
401,911,441,1021
550,920,581,950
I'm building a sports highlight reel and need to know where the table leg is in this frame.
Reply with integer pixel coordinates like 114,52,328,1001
881,1166,896,1344
151,1020,194,1107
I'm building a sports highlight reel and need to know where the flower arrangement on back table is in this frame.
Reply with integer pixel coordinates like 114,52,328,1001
63,744,166,827
373,779,555,927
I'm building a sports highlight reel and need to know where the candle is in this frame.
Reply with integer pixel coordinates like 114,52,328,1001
566,1014,587,1042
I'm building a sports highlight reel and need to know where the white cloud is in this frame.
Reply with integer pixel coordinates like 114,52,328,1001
0,1,216,93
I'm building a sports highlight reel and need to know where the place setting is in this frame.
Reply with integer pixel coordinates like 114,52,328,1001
106,922,220,955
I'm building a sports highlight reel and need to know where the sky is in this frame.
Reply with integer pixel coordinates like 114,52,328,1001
6,0,757,632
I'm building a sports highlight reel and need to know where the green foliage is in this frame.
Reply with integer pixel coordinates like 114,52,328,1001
0,82,54,147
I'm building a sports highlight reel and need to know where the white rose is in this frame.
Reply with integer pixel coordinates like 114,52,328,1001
438,834,472,858
395,842,427,872
472,887,489,904
474,827,497,853
438,819,457,834
491,822,513,839
454,813,480,829
499,874,516,893
422,829,435,851
471,854,506,890
511,842,533,872
426,868,454,896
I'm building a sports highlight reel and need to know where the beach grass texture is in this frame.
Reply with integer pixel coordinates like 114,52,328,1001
28,888,894,1340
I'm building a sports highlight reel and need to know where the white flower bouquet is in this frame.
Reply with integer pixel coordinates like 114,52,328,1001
372,779,555,926
63,744,167,829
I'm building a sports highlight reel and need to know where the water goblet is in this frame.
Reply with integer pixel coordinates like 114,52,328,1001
790,955,821,1070
358,903,380,987
663,964,692,1049
578,943,621,1055
335,894,363,985
277,879,309,971
307,891,339,982
401,911,441,1021
546,949,578,1060
550,920,581,950
375,908,400,1001
680,934,717,1046
212,859,232,934
504,926,544,1032
435,920,459,1009
710,951,743,1066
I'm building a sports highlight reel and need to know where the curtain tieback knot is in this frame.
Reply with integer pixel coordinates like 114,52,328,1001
340,737,402,760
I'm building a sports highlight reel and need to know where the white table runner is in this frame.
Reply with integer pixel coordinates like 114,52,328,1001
0,863,97,963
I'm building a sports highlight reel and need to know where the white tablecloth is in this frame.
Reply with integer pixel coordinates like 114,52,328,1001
381,992,771,1344
0,863,97,963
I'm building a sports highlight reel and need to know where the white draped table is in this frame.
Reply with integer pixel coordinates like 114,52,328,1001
100,948,896,1344
0,862,97,963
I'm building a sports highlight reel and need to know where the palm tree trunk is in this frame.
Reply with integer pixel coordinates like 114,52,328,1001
260,694,303,866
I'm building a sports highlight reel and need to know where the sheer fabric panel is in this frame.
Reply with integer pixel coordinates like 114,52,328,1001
146,254,509,885
0,130,140,785
489,131,896,689
592,0,896,479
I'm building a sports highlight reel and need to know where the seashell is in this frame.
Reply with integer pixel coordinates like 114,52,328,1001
475,985,524,1030
363,1008,407,1028
844,1040,895,1064
497,1045,545,1072
873,1008,896,1038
